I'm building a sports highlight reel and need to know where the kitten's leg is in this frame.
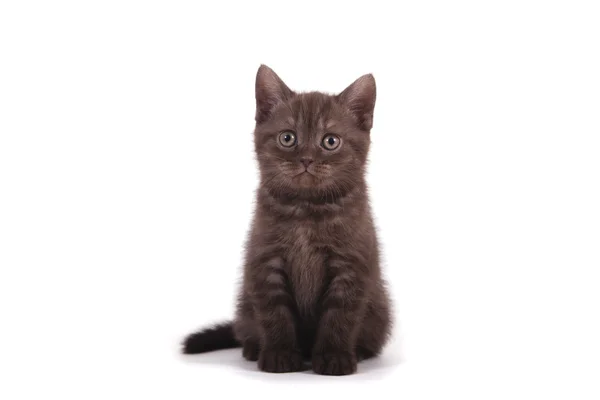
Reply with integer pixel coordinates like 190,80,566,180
312,259,368,376
356,290,392,361
251,257,303,373
233,292,261,361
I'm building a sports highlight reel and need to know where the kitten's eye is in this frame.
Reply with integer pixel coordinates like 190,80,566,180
322,134,341,150
278,131,296,147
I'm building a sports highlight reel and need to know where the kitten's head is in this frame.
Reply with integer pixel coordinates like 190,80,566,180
253,65,376,200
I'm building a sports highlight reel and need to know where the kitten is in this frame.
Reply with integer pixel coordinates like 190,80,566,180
182,65,392,375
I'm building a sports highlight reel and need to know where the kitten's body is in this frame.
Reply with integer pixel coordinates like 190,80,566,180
183,66,392,375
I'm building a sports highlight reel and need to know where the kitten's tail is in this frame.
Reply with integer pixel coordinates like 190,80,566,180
181,322,240,354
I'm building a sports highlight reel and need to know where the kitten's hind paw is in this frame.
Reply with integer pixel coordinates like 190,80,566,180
242,341,259,361
312,351,357,376
258,349,303,373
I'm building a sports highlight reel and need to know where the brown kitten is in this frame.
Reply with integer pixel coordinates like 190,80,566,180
182,65,393,375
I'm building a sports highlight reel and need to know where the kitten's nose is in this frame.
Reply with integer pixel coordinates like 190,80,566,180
300,158,313,168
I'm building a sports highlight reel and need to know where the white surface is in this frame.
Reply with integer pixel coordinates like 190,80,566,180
1,1,599,399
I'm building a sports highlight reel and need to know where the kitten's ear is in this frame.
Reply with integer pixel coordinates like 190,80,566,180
337,73,377,131
255,65,294,124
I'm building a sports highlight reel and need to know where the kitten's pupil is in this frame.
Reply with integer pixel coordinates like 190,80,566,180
327,137,335,146
284,134,292,142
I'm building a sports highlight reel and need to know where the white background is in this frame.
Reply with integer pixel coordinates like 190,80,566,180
1,1,599,399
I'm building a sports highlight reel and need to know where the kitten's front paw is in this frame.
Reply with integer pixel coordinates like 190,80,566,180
258,349,303,373
312,351,357,376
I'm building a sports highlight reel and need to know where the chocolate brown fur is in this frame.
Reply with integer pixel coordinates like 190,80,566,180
182,65,392,375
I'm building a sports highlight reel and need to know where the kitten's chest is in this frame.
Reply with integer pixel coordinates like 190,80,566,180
282,222,327,314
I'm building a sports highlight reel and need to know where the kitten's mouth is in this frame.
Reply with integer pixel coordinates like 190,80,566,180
293,171,317,186
293,170,314,177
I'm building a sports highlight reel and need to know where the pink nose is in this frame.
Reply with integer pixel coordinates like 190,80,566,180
300,158,313,168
